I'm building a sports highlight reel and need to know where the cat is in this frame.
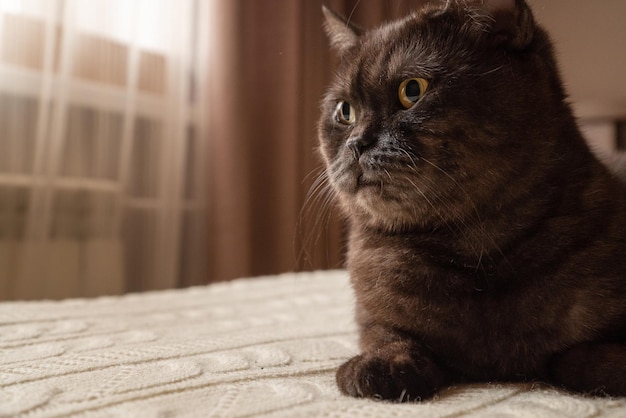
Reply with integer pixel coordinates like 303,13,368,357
318,0,626,402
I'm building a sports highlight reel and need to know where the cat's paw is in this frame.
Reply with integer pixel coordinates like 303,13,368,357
336,352,445,402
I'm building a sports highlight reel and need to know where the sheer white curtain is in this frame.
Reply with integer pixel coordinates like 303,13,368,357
0,0,210,300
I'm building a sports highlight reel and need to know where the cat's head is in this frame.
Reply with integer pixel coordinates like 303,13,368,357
318,0,573,232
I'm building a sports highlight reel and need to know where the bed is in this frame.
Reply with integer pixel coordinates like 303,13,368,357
1,270,625,417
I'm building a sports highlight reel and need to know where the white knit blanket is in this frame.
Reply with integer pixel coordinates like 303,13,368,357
1,270,625,417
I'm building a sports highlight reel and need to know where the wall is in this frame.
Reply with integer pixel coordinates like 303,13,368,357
528,0,626,120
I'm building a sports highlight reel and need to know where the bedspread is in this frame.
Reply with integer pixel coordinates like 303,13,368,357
1,270,625,417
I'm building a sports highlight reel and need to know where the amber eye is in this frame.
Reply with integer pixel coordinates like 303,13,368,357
335,101,356,125
398,78,429,109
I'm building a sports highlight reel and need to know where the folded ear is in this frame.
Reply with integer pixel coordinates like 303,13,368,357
482,0,536,49
322,6,363,54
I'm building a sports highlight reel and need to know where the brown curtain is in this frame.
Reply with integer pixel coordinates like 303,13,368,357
206,0,430,282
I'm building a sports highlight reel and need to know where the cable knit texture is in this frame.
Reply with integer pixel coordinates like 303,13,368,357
1,270,625,417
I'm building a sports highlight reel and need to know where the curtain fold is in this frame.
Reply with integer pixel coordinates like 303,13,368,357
206,0,430,282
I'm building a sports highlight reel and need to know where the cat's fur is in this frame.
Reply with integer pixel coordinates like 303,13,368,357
318,0,626,402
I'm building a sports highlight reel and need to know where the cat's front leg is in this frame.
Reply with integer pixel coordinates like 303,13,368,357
549,342,626,396
337,327,447,402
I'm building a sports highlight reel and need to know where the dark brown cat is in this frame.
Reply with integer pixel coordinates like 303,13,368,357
318,0,626,402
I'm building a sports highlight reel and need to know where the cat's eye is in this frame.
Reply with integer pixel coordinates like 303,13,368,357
398,78,429,109
335,101,356,125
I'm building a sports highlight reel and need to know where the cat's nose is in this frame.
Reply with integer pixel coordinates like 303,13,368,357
346,135,373,158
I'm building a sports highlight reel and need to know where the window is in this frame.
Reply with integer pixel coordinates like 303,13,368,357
0,0,209,299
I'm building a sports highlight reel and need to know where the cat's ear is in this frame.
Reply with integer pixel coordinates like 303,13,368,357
322,6,363,54
481,0,536,49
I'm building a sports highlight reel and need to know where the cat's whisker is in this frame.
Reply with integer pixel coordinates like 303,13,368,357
475,250,484,274
418,157,485,225
302,171,330,211
398,148,420,169
383,168,393,181
413,172,497,270
297,167,341,269
479,65,504,76
405,178,460,238
417,158,512,275
346,0,362,28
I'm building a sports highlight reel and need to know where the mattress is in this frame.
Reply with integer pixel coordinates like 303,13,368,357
1,270,625,417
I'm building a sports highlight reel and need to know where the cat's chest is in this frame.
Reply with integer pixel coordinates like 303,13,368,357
349,250,487,332
347,230,489,300
348,245,534,376
347,231,541,341
349,234,479,318
346,231,589,377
